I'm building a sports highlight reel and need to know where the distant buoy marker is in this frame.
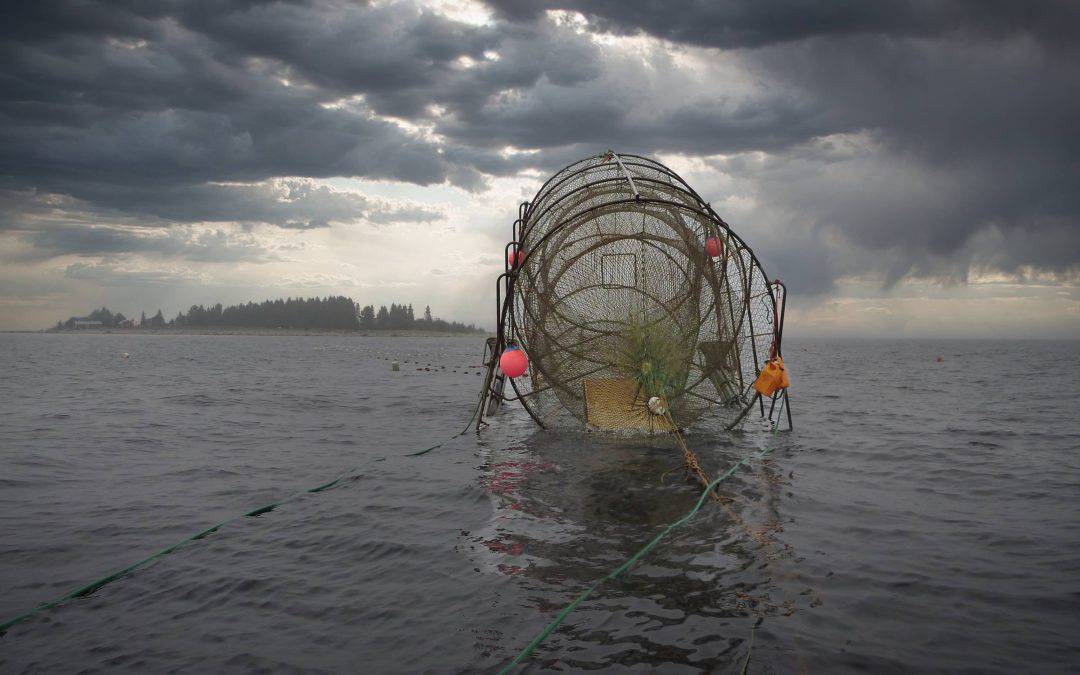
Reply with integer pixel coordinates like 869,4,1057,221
392,360,400,371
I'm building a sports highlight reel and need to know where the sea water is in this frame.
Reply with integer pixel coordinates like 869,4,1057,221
1,334,1077,672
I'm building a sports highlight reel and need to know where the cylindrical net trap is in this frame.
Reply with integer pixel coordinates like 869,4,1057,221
485,152,788,432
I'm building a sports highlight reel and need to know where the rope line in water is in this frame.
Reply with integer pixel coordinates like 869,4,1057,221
0,391,484,636
498,402,785,674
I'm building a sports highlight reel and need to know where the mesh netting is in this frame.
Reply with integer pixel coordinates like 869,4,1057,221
503,153,778,431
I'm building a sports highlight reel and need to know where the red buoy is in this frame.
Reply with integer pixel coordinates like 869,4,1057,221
499,346,529,378
705,237,724,258
508,249,525,269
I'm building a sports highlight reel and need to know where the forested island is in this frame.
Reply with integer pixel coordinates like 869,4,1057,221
52,296,485,334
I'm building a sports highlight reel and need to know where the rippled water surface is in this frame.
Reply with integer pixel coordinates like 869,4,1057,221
1,334,1078,673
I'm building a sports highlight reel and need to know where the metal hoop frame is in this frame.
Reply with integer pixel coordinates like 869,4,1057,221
479,153,790,431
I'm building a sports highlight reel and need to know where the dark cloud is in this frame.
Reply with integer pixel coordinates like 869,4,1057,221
1,180,443,235
483,1,1080,48
17,224,275,263
0,1,495,196
716,29,1079,284
477,0,1080,286
0,0,1077,295
62,261,206,286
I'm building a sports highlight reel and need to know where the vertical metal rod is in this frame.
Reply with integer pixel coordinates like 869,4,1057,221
742,264,765,417
773,280,788,356
495,272,509,348
477,338,498,429
726,392,761,430
772,279,792,430
518,202,530,238
784,390,793,430
504,241,520,273
612,152,639,198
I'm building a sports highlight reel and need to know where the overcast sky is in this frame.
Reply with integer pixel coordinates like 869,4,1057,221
2,0,1078,336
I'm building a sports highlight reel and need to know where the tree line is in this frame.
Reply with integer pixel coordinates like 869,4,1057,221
175,296,360,329
54,296,483,333
356,302,479,333
56,307,164,329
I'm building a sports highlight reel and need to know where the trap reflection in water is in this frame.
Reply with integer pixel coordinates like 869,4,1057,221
470,421,819,670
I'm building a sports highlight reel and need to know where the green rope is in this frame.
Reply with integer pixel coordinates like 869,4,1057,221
498,409,785,674
741,617,762,675
0,387,486,636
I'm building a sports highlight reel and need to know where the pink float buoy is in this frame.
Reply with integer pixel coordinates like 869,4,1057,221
499,346,529,378
508,249,525,269
705,237,724,258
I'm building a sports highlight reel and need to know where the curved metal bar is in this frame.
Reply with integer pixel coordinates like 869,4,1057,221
514,212,707,357
523,155,606,221
772,280,788,357
521,161,702,240
619,153,777,314
527,155,697,217
521,178,765,329
513,225,719,418
519,196,759,369
496,153,785,430
495,272,549,428
521,175,703,245
504,240,521,274
523,159,655,227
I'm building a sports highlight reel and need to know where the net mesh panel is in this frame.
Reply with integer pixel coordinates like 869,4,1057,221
506,154,776,430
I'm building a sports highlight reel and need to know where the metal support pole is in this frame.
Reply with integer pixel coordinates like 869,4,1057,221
726,392,762,430
611,152,640,198
784,390,793,431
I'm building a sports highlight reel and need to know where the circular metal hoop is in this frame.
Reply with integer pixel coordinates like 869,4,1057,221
501,153,779,430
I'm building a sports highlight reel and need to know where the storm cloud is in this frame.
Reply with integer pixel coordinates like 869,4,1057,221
0,0,1077,330
477,1,1080,290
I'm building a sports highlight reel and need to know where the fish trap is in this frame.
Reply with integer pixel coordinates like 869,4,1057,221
480,152,790,432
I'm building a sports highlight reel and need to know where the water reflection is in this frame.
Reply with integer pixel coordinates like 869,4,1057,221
468,421,820,669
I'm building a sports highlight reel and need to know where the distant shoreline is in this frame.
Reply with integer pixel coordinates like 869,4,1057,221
25,327,489,337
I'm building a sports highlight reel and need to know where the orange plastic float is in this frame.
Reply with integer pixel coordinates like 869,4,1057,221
753,356,790,397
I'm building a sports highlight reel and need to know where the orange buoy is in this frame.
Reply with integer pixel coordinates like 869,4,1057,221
753,356,790,396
